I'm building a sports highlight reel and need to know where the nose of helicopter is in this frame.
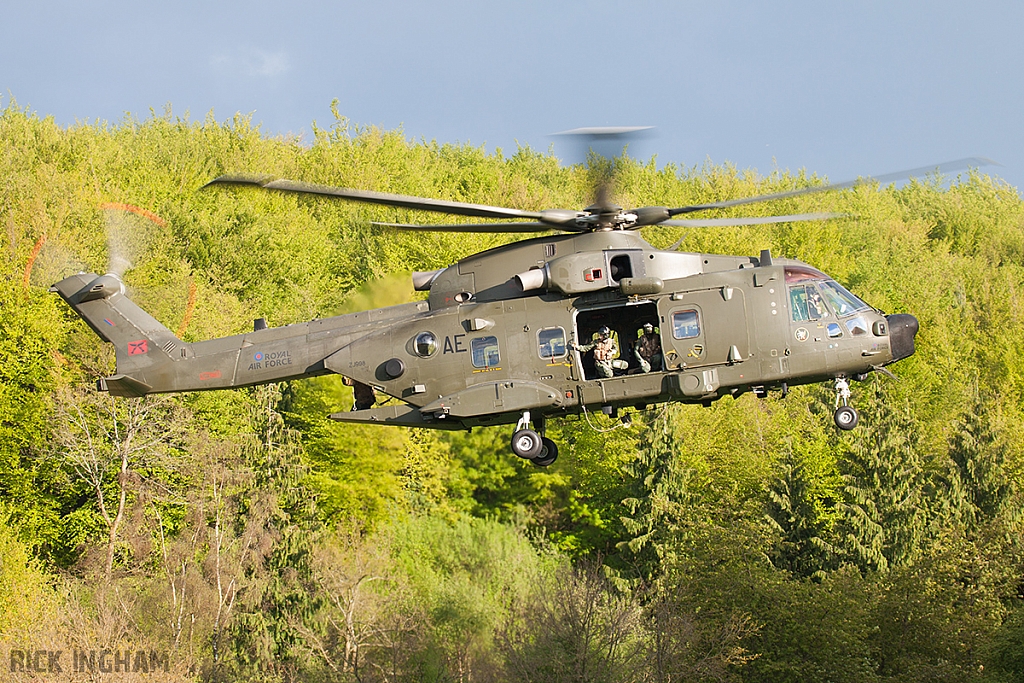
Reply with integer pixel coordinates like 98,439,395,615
886,313,919,362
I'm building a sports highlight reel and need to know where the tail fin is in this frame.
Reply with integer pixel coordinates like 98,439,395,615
50,273,183,397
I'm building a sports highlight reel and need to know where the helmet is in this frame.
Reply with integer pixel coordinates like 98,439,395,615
643,322,654,333
597,326,611,338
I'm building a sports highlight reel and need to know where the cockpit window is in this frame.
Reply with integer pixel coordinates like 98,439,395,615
819,281,870,317
790,284,830,322
845,316,869,336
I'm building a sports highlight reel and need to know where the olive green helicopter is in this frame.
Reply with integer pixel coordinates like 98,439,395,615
51,138,991,466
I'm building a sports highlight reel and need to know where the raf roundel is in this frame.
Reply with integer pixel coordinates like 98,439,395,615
254,352,264,361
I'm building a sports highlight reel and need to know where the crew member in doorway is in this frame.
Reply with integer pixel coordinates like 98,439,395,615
574,326,618,379
633,322,663,373
351,380,376,411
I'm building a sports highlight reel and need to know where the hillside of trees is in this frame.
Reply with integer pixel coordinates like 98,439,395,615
1,101,1023,682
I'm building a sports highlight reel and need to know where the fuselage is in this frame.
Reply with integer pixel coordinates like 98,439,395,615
52,230,918,433
327,232,913,429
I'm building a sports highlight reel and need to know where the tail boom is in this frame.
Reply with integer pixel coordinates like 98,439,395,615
51,273,324,395
51,273,421,397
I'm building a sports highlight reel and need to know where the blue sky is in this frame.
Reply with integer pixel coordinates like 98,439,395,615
4,0,1022,193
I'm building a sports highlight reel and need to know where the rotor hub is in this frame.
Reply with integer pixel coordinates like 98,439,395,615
576,205,638,231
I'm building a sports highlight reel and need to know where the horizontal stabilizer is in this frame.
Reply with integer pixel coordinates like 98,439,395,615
97,374,153,398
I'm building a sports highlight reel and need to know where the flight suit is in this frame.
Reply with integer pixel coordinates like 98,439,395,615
577,336,619,379
352,380,376,411
634,331,663,373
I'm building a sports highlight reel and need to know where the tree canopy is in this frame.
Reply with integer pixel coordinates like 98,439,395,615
1,102,1022,682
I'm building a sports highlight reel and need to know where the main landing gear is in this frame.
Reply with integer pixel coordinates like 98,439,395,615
510,411,558,467
833,377,859,430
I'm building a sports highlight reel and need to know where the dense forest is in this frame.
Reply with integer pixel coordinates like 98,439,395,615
1,100,1023,682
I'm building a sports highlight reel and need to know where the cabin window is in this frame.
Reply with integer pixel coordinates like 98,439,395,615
672,310,700,339
790,285,829,322
414,331,438,357
471,336,500,368
538,327,567,359
827,322,844,338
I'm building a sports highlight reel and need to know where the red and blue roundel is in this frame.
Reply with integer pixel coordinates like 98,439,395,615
254,352,264,361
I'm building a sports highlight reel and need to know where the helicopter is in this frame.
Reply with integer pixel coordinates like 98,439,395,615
51,152,990,466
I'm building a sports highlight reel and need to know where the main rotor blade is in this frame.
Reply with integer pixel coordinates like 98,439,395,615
206,175,545,221
371,221,565,233
661,212,844,227
552,126,655,136
668,157,997,216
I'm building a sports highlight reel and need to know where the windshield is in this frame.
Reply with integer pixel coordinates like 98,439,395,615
819,280,871,317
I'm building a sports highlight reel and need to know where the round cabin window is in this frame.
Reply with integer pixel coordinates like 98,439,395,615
414,332,438,357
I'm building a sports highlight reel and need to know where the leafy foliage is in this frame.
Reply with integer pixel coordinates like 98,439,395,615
2,101,1024,681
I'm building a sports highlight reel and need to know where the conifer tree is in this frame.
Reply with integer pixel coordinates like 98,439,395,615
618,408,697,586
765,446,835,578
223,384,320,681
837,388,927,572
947,394,1013,527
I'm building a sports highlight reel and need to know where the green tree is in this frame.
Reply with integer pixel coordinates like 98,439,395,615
618,408,696,585
947,394,1013,527
500,561,646,683
0,282,65,551
988,607,1024,683
837,388,927,572
764,445,836,579
281,375,406,528
54,390,185,580
222,385,320,682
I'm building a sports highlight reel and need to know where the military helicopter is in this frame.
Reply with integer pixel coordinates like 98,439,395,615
50,150,989,466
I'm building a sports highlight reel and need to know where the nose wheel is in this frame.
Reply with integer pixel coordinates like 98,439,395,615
510,412,559,466
833,378,859,430
511,428,543,458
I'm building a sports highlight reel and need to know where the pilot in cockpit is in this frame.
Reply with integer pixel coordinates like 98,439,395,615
807,287,829,320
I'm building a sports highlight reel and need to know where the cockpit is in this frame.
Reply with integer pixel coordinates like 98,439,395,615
785,266,874,336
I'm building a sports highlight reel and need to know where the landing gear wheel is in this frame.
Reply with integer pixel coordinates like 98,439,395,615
511,429,544,458
532,438,559,467
834,406,859,430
